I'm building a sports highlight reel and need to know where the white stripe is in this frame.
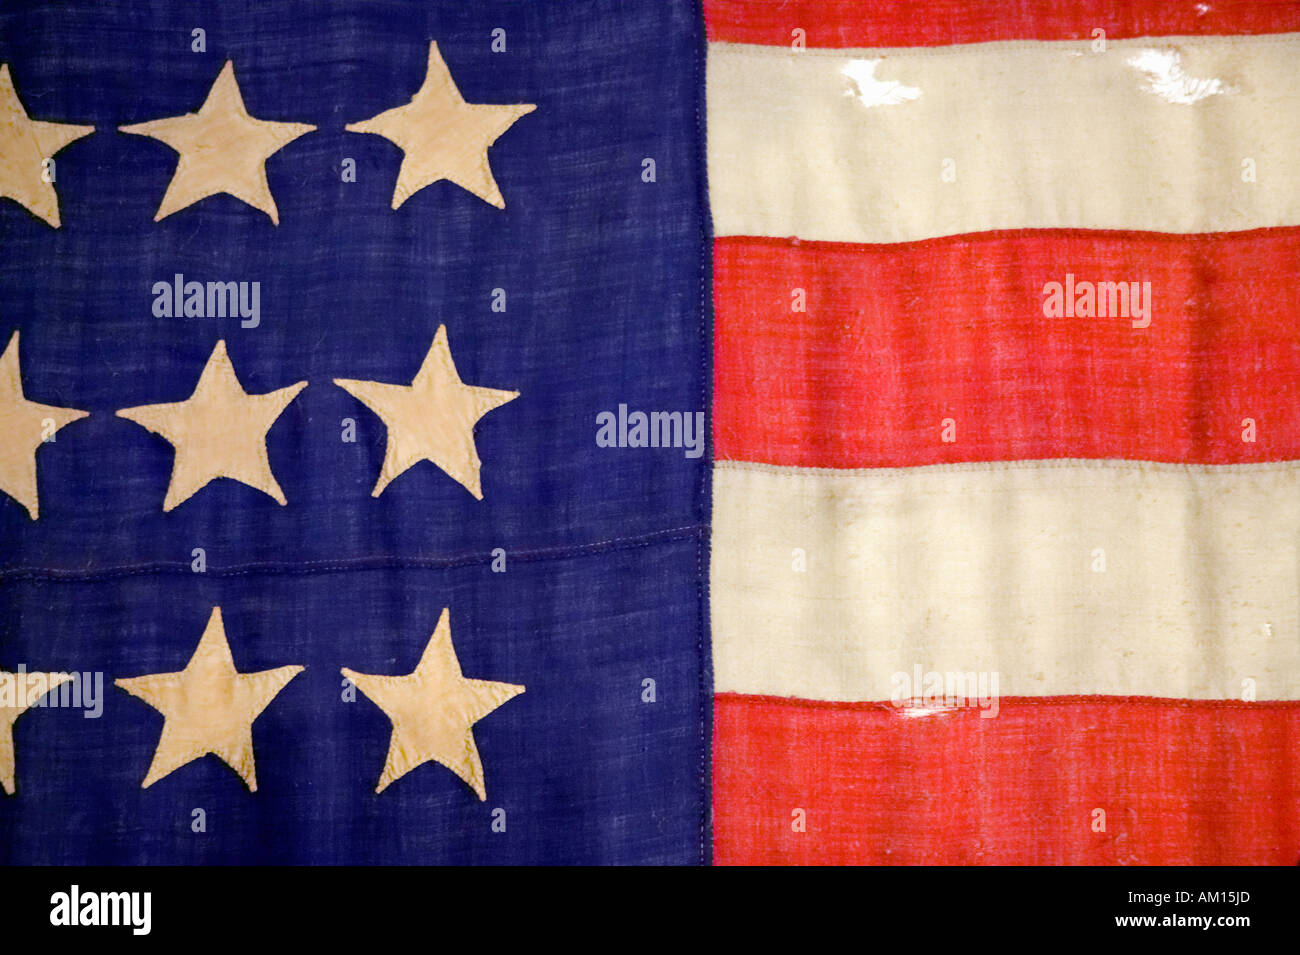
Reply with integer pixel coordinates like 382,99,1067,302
712,459,1300,701
707,34,1300,242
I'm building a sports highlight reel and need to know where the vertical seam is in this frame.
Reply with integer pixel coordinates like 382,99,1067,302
691,0,716,868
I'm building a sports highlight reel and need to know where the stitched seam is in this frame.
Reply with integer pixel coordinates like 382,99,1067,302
0,524,706,582
693,0,715,868
707,31,1300,59
714,457,1300,478
716,692,1300,711
713,224,1300,252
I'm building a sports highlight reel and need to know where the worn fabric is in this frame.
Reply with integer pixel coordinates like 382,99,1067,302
708,0,1300,865
0,0,710,865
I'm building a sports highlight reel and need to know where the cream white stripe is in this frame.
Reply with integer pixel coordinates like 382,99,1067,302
707,34,1300,242
712,459,1300,701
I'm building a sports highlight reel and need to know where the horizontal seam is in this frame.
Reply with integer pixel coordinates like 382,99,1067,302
716,691,1300,711
713,457,1300,477
712,224,1300,251
0,524,707,583
707,32,1300,59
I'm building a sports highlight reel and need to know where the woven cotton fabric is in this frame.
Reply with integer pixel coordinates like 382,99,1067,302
0,0,711,865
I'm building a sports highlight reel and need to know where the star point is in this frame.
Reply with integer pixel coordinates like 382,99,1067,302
0,63,94,227
119,60,315,223
1,668,74,795
116,340,306,511
345,41,535,209
0,330,89,520
342,608,523,799
115,607,302,791
334,325,517,500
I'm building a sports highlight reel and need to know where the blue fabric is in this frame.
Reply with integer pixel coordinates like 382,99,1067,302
0,0,710,864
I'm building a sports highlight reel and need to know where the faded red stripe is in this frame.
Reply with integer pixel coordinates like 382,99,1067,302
714,693,1300,865
714,230,1300,468
704,0,1300,48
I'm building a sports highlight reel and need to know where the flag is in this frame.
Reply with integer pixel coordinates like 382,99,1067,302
707,0,1300,864
0,0,709,865
5,0,1300,871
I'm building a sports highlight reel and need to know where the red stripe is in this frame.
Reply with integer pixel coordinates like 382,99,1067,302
714,693,1300,865
704,0,1300,48
714,230,1300,468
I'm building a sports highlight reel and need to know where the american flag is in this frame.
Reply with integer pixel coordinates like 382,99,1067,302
2,0,1299,871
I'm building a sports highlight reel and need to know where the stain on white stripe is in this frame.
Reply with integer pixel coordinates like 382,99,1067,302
707,34,1300,242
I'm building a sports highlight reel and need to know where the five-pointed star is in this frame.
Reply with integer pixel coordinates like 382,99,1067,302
334,325,517,500
346,41,535,209
342,608,523,798
0,64,94,228
0,331,89,520
116,607,303,791
119,61,315,223
117,340,306,511
1,669,73,795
